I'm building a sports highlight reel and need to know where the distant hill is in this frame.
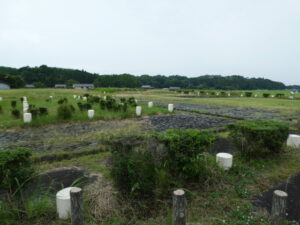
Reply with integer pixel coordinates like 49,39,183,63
0,65,288,90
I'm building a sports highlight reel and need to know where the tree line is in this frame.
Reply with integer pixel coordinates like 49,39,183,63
0,65,291,90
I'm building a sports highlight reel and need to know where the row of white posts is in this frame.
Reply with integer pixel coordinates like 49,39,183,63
55,186,288,225
135,102,174,116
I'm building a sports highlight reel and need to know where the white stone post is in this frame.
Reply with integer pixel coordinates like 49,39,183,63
216,153,233,170
287,134,300,148
56,187,74,220
148,102,153,108
136,106,142,116
88,109,95,119
168,104,174,112
23,113,32,123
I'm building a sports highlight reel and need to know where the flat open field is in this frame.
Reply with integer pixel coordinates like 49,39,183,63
1,88,300,225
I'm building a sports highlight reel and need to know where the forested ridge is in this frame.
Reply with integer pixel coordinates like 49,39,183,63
0,65,292,90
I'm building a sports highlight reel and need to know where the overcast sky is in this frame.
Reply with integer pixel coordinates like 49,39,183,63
1,0,300,85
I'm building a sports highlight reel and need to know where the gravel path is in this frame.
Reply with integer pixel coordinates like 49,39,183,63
146,113,235,131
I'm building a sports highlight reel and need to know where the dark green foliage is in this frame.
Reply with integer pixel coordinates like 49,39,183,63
88,96,100,104
210,91,216,95
99,99,106,110
227,120,289,158
111,147,156,200
105,97,117,110
275,93,285,98
20,97,24,102
0,148,33,191
220,91,226,96
38,107,48,116
122,102,128,112
0,105,3,114
127,97,137,107
157,129,216,182
29,105,38,119
184,91,189,94
69,105,75,112
0,65,288,89
57,98,68,104
245,92,252,97
11,109,20,118
11,101,17,108
0,72,24,88
83,93,89,97
57,104,73,120
263,93,270,98
77,102,91,111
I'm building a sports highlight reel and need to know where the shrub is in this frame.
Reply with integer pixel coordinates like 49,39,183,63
77,102,92,111
11,109,20,118
157,129,216,182
88,96,100,104
245,92,252,97
106,98,117,110
111,147,156,200
0,105,3,114
57,98,68,104
275,93,285,98
227,120,289,158
38,107,48,116
11,100,17,108
0,148,33,192
27,105,38,119
220,91,226,96
127,97,137,107
57,104,73,119
262,93,270,98
99,99,106,110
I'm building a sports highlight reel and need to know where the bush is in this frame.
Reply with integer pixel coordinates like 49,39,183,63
157,129,216,182
275,93,285,98
11,101,17,108
88,96,100,104
0,148,33,192
127,97,137,107
57,98,68,104
57,104,73,119
11,109,20,118
245,92,252,97
227,120,289,158
38,107,48,116
29,105,38,119
111,146,156,200
77,102,91,111
0,105,3,114
263,93,270,98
